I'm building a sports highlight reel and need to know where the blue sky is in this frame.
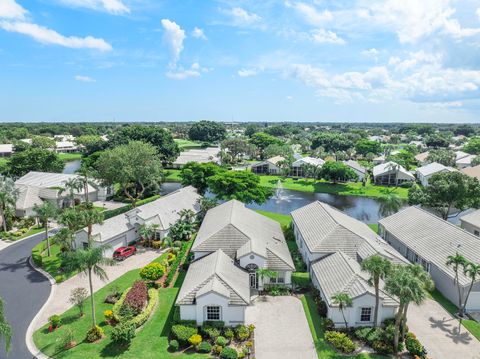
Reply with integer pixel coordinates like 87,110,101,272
1,0,480,123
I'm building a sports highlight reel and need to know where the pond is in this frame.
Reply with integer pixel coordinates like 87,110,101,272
62,159,81,174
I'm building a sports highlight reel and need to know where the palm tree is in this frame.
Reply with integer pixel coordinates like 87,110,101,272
59,178,83,208
34,201,58,257
58,208,84,232
61,244,114,327
331,293,353,329
378,193,403,217
361,255,392,328
139,224,154,245
0,297,12,353
0,176,19,232
461,262,480,316
80,204,104,242
446,253,467,316
75,167,98,204
55,228,75,252
256,268,278,295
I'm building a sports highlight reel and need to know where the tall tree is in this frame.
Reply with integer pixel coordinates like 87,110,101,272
179,162,224,195
320,161,357,184
0,176,19,232
0,297,12,353
249,132,282,159
80,204,104,242
312,132,354,159
331,293,353,329
62,244,114,327
446,253,467,315
7,148,64,178
96,141,164,207
221,137,255,163
31,136,56,150
361,255,392,328
355,139,382,157
34,201,58,257
188,120,227,143
463,137,480,155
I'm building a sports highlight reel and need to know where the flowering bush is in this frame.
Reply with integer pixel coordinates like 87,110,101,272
104,309,114,322
85,325,104,343
139,263,165,282
189,334,202,346
123,280,148,314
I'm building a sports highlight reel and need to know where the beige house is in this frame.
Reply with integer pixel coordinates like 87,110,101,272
372,162,415,186
461,164,480,180
251,156,285,175
460,209,480,237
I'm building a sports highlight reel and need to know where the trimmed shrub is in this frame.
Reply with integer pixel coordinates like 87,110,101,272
216,336,228,347
129,288,158,328
173,240,182,248
111,322,136,344
123,280,148,314
224,328,234,341
220,347,238,359
235,324,250,341
104,309,114,322
201,326,221,340
171,324,198,345
354,327,384,345
49,314,61,329
85,326,104,343
405,332,426,358
151,240,162,249
189,334,202,347
165,241,191,287
197,341,212,353
325,331,356,353
139,263,165,282
169,339,179,352
212,345,223,355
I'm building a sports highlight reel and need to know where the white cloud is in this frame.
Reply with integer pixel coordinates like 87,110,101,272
285,1,332,26
0,21,112,51
59,0,130,15
477,8,480,20
221,7,262,28
286,95,293,100
75,75,96,82
238,68,258,77
362,48,379,57
191,27,206,40
166,62,208,80
161,19,185,65
0,0,27,19
311,29,345,44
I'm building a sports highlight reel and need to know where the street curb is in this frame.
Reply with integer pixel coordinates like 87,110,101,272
0,228,58,253
26,256,56,359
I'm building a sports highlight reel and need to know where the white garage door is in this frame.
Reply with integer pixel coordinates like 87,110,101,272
104,236,127,257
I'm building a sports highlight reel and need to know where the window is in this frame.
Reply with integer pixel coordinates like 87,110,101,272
155,231,161,240
206,306,221,321
82,242,89,249
475,230,479,237
360,307,372,322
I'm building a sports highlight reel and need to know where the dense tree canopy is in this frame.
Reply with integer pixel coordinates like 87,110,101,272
454,125,475,137
221,138,255,163
263,143,294,160
355,139,382,156
31,136,56,149
75,135,108,156
188,120,226,143
7,148,64,178
320,161,357,184
244,124,259,137
463,137,480,155
109,125,179,163
96,141,164,207
425,149,456,167
207,171,272,204
408,172,480,219
311,132,354,155
179,162,225,195
249,132,282,159
424,134,449,148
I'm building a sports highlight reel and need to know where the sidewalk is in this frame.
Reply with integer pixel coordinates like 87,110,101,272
34,247,165,330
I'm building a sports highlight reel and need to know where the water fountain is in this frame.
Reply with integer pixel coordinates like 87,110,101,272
275,179,284,200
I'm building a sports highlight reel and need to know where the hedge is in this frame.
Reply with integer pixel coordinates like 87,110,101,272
112,287,130,322
112,287,158,328
165,241,192,287
292,272,310,288
103,195,160,220
32,241,44,266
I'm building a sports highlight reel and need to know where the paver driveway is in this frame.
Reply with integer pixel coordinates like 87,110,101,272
407,299,480,359
245,296,317,359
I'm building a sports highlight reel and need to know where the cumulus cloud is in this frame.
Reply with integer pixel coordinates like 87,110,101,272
191,27,206,40
166,62,209,80
362,48,379,57
0,0,27,19
221,7,262,28
311,29,345,44
75,75,96,82
0,21,112,51
238,68,258,77
59,0,130,15
161,19,185,65
285,1,332,26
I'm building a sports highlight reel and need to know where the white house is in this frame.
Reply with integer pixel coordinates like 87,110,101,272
372,155,386,165
372,162,415,186
379,206,480,312
14,171,113,217
176,249,250,326
291,156,324,177
460,209,480,237
251,156,285,175
191,200,295,290
55,141,79,153
0,144,13,157
74,186,201,256
291,201,408,270
170,147,220,169
343,160,366,181
311,252,398,328
416,162,455,187
456,154,477,169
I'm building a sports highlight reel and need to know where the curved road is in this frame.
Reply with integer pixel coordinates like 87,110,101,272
0,233,51,359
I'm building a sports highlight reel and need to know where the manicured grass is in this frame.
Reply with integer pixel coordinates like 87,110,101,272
300,293,386,359
32,241,75,282
429,289,480,341
3,225,44,241
259,176,408,199
174,139,204,149
58,153,82,162
34,252,209,359
255,209,292,229
164,169,182,182
368,224,379,234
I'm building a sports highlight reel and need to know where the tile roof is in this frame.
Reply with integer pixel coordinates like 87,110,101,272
460,209,480,228
416,162,454,177
372,162,415,179
192,200,294,271
379,206,480,286
15,171,97,193
173,147,220,165
291,201,409,264
343,160,366,174
414,151,429,163
311,252,398,307
461,165,480,180
15,184,43,211
176,249,250,306
292,157,325,167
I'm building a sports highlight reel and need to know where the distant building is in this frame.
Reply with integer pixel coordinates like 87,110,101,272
456,153,477,169
460,209,480,237
372,162,415,186
416,162,455,187
414,151,429,166
0,144,13,157
291,157,324,177
170,147,220,168
251,156,285,175
461,164,480,181
55,141,79,153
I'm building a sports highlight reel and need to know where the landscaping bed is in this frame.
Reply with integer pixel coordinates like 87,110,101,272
1,225,43,241
32,239,75,283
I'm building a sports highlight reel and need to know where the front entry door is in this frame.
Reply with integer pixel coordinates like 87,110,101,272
249,273,258,289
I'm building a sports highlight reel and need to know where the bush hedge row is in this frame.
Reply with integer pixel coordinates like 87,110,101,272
164,241,191,287
112,286,158,328
103,195,160,220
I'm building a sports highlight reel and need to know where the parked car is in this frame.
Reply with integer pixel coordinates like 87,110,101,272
113,246,137,260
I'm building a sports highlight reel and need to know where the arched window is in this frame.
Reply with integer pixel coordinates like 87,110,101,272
245,263,258,272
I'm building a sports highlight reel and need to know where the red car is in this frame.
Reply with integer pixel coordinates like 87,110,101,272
113,246,137,260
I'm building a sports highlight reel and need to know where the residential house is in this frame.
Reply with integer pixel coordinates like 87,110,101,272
191,200,295,290
170,147,220,168
251,156,286,175
416,162,455,187
461,165,480,181
291,156,324,177
372,162,415,186
14,171,113,217
0,144,13,157
460,209,480,237
414,151,429,166
55,141,79,153
379,206,480,311
74,186,201,256
372,155,386,165
176,249,250,326
311,252,398,328
456,154,477,169
343,160,366,181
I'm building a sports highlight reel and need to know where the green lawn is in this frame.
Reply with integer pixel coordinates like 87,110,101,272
164,169,182,182
255,210,292,229
174,139,204,150
429,289,480,341
259,176,408,200
34,253,209,359
368,224,379,234
3,225,44,241
301,293,386,359
58,153,82,162
32,241,75,282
